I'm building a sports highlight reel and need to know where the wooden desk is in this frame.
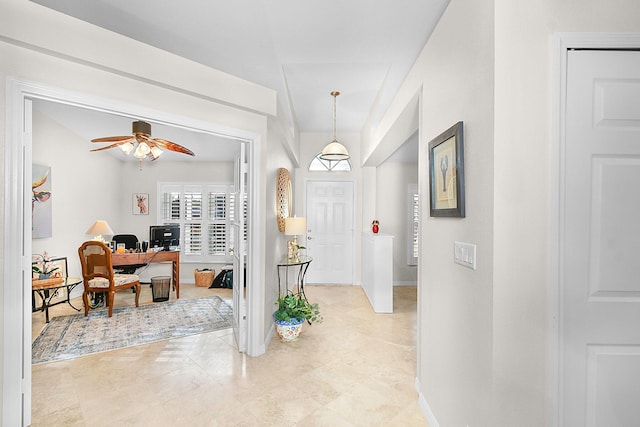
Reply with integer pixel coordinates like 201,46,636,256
112,250,181,298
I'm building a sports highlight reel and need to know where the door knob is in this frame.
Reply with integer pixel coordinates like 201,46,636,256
307,236,313,240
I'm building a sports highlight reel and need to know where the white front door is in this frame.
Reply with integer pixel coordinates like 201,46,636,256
231,143,246,352
562,49,640,426
305,180,354,284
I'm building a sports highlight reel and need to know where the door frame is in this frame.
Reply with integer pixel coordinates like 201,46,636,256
2,77,264,425
551,32,640,427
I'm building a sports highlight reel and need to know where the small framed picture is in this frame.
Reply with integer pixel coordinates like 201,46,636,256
133,193,149,215
428,121,465,217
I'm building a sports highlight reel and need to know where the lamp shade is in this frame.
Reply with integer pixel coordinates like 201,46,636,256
320,140,350,161
284,217,306,236
86,220,114,236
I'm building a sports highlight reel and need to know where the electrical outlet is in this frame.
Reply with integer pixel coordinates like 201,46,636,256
454,241,476,270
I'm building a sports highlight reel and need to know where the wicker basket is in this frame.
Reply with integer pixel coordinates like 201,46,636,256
194,269,215,287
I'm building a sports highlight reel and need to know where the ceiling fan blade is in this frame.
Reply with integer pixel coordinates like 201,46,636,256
152,138,195,156
91,136,134,143
90,141,130,152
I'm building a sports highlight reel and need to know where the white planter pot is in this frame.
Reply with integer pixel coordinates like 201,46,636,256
274,318,304,342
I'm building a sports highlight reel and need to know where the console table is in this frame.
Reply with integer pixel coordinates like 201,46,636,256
277,256,312,299
112,250,181,298
32,276,82,323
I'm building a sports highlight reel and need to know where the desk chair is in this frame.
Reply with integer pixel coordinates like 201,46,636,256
78,240,140,317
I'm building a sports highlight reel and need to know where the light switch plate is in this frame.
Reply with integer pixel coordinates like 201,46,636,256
454,241,476,270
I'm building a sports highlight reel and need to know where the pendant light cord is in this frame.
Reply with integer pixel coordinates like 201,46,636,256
331,91,340,141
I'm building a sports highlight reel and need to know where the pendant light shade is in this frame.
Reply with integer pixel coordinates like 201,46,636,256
320,139,350,161
320,91,350,161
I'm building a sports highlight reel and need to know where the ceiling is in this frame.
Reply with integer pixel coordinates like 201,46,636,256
33,100,241,162
30,0,448,134
30,0,448,164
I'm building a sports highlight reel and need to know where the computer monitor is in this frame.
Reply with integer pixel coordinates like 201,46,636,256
149,224,180,251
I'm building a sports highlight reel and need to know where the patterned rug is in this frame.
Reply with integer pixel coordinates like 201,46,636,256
32,296,233,364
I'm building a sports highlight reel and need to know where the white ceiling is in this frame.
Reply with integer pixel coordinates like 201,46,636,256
30,0,447,164
30,0,449,134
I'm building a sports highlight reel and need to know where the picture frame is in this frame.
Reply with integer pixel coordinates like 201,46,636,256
48,257,68,279
428,121,465,217
32,256,67,279
133,193,149,215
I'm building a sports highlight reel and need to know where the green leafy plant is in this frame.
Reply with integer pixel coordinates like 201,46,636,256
274,292,322,324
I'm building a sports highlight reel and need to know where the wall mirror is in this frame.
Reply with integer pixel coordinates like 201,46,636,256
276,168,292,232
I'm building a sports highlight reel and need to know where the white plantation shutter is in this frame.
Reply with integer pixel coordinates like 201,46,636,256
184,192,202,220
208,191,228,255
159,182,235,262
208,224,227,255
184,223,202,255
408,184,419,266
162,190,181,221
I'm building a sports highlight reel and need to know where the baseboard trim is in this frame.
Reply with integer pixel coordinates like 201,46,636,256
394,281,417,286
415,377,440,427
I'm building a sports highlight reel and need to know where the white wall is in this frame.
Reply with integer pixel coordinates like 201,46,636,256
367,0,495,425
31,108,122,280
367,0,640,426
264,115,297,338
376,162,417,284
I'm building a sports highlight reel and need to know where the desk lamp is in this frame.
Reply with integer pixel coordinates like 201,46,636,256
284,217,306,262
86,220,114,243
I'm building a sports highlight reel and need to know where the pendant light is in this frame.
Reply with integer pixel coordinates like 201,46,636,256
320,91,350,161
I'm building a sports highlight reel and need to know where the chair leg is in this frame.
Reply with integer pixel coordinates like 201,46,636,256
134,284,140,307
83,291,90,316
107,291,115,317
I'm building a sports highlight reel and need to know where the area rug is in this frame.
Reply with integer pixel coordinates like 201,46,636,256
32,296,233,365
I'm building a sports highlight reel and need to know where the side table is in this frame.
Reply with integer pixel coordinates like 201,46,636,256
277,256,312,299
32,276,82,323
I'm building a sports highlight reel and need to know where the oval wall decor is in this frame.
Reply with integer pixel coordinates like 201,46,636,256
276,168,292,232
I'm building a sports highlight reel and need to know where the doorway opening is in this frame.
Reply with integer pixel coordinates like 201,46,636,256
3,78,260,425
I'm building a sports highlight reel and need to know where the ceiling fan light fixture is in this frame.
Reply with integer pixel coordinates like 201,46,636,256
150,146,163,159
135,141,151,157
91,120,194,170
119,142,134,155
320,90,350,161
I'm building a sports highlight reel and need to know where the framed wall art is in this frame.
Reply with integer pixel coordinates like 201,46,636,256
32,164,53,238
133,193,149,215
428,121,465,217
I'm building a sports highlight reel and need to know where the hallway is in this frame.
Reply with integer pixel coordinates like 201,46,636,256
31,285,425,426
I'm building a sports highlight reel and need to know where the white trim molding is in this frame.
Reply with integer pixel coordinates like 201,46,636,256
415,377,440,427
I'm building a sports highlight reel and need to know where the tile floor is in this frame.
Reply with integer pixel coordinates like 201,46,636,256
31,284,427,426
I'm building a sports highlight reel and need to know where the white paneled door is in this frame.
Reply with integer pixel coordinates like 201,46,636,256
562,50,640,426
305,181,354,284
231,144,246,352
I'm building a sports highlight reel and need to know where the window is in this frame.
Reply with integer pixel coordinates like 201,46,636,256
309,153,352,171
159,183,234,262
407,184,419,265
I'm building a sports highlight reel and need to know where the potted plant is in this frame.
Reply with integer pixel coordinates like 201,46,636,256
32,251,60,279
273,292,322,341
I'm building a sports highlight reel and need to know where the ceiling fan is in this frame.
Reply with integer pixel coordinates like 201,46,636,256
91,120,195,164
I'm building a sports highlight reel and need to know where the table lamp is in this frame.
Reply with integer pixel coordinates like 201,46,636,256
284,217,306,262
86,220,114,243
